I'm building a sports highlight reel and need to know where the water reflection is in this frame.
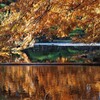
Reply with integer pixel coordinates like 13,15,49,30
0,66,100,100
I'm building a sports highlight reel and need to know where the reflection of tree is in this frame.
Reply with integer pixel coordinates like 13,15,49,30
0,66,100,99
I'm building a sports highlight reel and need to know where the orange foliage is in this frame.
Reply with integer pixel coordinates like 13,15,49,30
0,0,100,50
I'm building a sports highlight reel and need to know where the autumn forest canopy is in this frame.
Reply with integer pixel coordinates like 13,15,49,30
0,0,100,63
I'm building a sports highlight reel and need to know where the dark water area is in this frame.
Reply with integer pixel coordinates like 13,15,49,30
0,66,100,100
22,46,100,63
0,45,100,63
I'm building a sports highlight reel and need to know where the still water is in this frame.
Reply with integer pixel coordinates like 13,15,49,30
0,66,100,100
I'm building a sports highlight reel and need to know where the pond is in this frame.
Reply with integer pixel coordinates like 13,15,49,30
0,65,100,100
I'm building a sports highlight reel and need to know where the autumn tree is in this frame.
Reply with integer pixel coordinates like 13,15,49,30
0,0,100,62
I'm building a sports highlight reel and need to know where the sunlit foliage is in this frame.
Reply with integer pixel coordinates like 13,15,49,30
0,0,100,62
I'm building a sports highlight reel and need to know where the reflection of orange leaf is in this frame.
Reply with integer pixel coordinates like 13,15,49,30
94,82,100,91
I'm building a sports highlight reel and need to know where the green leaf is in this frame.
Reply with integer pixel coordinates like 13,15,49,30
67,48,79,54
0,3,7,8
69,27,85,37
